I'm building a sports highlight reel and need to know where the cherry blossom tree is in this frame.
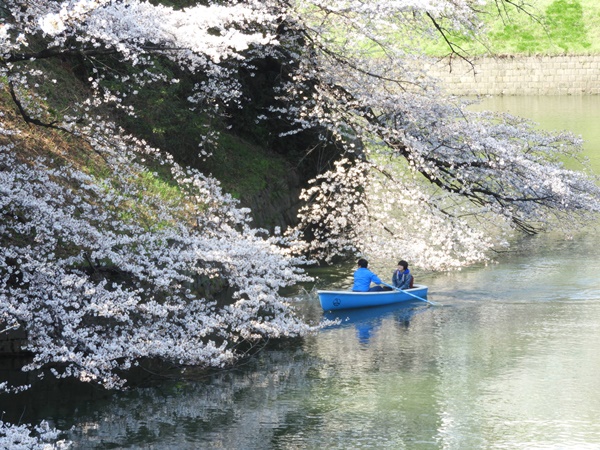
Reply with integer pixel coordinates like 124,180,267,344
0,420,69,450
1,9,322,445
1,2,600,445
278,0,600,268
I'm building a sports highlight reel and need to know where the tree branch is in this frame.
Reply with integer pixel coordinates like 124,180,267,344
425,12,475,73
8,81,62,130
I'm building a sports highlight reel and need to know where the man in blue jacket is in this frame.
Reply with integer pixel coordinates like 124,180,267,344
352,258,384,292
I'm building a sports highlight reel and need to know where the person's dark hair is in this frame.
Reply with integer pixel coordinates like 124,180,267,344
357,258,368,268
398,260,408,269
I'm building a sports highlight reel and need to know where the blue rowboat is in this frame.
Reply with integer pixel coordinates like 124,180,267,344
317,285,429,311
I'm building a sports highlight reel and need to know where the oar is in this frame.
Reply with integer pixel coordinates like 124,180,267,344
381,282,440,306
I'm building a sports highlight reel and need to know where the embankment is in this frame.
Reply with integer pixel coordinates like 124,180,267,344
425,55,600,96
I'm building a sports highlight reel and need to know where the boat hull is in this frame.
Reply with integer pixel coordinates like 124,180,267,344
317,285,428,311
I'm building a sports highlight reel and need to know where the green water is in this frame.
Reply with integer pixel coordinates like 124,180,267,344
472,95,600,169
3,96,600,449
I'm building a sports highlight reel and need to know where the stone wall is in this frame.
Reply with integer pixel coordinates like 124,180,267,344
424,55,600,96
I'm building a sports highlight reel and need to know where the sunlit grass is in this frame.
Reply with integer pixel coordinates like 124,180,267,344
421,0,600,56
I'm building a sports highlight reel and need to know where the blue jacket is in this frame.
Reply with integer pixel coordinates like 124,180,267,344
352,267,382,292
392,269,411,290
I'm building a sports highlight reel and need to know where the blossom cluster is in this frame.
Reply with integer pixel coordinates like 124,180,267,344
0,420,69,450
9,0,275,63
0,126,318,391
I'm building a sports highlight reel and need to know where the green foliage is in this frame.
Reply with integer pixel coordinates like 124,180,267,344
137,170,182,203
210,133,288,200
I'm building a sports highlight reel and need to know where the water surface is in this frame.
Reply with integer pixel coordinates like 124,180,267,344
9,232,599,449
472,95,600,168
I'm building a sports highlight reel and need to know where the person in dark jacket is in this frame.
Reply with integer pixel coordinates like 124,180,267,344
352,258,384,292
392,260,412,290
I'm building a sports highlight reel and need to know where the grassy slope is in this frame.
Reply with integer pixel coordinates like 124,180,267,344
1,51,298,233
423,0,600,56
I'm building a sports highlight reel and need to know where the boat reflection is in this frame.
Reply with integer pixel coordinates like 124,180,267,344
323,301,428,344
